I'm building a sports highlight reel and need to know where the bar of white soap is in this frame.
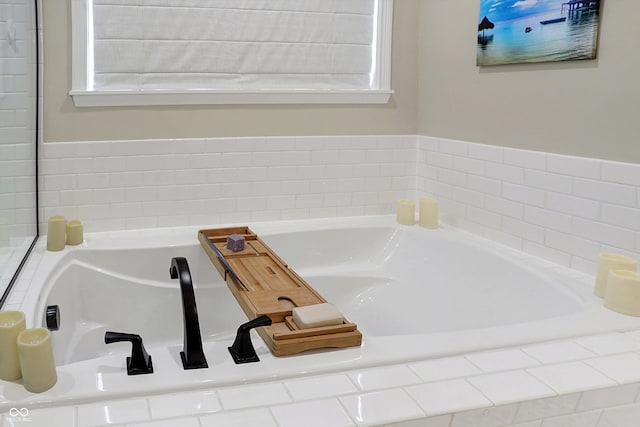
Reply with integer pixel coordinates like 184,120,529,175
292,303,344,329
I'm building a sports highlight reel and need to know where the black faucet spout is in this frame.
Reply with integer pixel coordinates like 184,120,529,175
170,257,208,369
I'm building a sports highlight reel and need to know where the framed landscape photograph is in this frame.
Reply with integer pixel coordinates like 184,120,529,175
477,0,602,66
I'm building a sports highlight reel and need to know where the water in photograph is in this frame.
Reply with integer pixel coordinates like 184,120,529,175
477,7,599,66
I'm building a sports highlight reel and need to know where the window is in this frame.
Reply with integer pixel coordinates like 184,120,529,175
70,0,394,107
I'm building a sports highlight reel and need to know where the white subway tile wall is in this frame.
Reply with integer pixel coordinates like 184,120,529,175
0,0,38,290
418,135,640,275
39,134,640,276
39,136,417,233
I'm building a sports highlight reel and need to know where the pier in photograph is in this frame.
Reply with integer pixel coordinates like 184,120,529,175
561,0,600,15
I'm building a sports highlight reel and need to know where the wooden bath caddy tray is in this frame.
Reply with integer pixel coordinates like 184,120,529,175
198,226,362,356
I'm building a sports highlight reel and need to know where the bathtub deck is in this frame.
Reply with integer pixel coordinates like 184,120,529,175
10,215,640,425
198,226,362,356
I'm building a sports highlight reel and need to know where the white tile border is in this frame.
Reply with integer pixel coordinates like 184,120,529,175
283,374,358,401
348,365,422,392
527,362,617,395
271,399,355,427
405,379,492,416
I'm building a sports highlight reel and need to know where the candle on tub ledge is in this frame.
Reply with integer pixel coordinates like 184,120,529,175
419,197,439,229
0,311,26,381
66,219,84,246
594,253,637,298
396,199,416,225
17,327,57,393
604,270,640,317
47,215,66,252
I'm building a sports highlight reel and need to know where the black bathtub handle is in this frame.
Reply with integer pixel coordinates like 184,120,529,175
105,331,154,375
228,315,273,364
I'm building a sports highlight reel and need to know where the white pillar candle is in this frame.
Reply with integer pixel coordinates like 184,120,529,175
0,311,26,381
594,253,637,298
419,197,439,229
604,270,640,317
17,328,57,393
396,199,415,225
66,219,83,246
47,215,66,252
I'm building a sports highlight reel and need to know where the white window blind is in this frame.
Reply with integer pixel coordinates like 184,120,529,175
71,0,394,106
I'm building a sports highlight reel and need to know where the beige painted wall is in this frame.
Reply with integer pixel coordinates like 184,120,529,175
43,0,419,143
44,1,639,162
419,0,640,163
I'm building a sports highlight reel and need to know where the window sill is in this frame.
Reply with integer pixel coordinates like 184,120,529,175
69,89,394,107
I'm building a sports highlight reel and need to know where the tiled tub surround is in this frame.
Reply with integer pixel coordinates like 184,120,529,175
8,136,640,427
6,217,640,426
8,347,640,427
0,0,38,290
0,0,38,236
417,136,640,276
39,136,417,234
17,215,640,367
40,134,640,279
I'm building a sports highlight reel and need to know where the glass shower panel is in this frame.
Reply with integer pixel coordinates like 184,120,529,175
0,0,38,305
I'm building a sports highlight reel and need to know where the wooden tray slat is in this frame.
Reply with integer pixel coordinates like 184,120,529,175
274,316,357,341
246,289,323,322
201,227,257,243
270,331,362,354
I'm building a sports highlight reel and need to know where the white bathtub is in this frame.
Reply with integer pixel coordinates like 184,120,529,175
4,215,640,409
